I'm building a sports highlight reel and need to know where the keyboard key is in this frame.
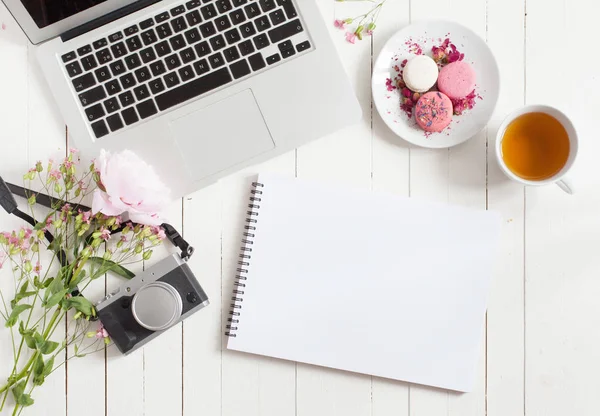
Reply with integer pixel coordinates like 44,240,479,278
165,54,182,70
248,52,265,70
155,11,170,22
121,107,139,125
169,34,186,50
140,18,154,29
208,52,225,68
238,39,255,56
150,60,167,76
215,15,232,32
266,53,280,65
194,41,211,57
224,46,240,62
240,22,256,38
118,90,135,107
91,119,109,138
103,97,120,113
96,48,113,64
156,23,173,39
134,85,150,101
155,68,232,111
255,15,271,31
230,9,246,25
105,79,122,95
184,28,202,44
178,65,195,82
209,34,226,51
140,47,157,63
268,19,302,43
164,72,180,88
269,9,285,25
253,33,269,49
193,59,210,75
81,55,98,71
125,54,142,70
126,35,143,52
134,67,152,83
244,3,261,18
278,39,293,52
72,73,96,92
199,21,216,37
200,3,217,19
171,5,186,16
149,78,166,94
180,47,196,63
155,40,172,57
296,40,310,52
216,0,232,13
106,114,124,131
281,46,295,58
62,51,76,62
77,45,93,56
225,28,241,44
109,32,123,43
120,73,137,89
109,60,126,76
124,25,139,36
110,42,127,57
85,103,105,122
79,85,106,107
95,66,112,81
186,0,201,9
233,0,248,6
277,0,297,18
136,99,157,118
93,38,108,49
171,16,187,33
230,58,251,78
259,0,276,12
141,29,158,45
185,10,202,26
66,61,82,77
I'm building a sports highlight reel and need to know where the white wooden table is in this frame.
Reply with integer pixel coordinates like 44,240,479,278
1,0,599,415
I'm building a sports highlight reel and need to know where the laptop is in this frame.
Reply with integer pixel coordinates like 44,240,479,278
2,0,361,197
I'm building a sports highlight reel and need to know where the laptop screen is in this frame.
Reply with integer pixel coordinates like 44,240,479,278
21,0,108,28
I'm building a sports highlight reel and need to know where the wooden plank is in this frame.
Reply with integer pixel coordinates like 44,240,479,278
524,0,600,415
370,0,411,413
182,183,222,416
485,0,526,415
220,153,296,416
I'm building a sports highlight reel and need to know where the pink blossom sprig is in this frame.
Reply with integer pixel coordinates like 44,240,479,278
334,0,387,43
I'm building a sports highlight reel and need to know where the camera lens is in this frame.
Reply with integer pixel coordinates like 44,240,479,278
131,282,183,331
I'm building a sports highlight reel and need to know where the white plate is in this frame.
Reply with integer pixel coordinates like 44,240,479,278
372,20,500,148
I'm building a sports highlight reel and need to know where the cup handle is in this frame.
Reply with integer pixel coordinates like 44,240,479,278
556,176,575,194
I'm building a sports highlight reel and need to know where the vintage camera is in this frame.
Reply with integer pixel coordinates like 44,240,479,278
96,254,209,355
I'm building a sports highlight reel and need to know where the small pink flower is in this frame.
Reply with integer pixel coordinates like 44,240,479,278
63,159,74,169
345,32,357,44
99,227,111,241
19,240,30,250
96,323,109,339
334,19,345,29
69,148,79,154
49,170,62,180
366,29,373,36
120,235,128,243
114,215,123,226
80,210,92,225
152,226,167,241
21,227,32,239
34,261,41,275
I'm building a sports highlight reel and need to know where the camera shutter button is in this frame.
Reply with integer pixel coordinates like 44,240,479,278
186,292,198,303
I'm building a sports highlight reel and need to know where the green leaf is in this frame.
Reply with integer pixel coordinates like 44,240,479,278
33,354,45,386
19,281,29,295
43,356,55,377
33,332,44,349
68,269,86,290
88,257,135,280
5,304,32,327
62,296,95,317
12,380,26,402
48,274,65,295
34,221,45,231
17,393,34,406
25,334,36,349
45,289,68,309
39,340,59,355
19,321,35,336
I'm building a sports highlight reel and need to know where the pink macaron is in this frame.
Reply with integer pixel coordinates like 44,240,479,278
415,92,453,132
437,61,476,99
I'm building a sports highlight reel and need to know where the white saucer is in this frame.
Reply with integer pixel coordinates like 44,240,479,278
372,20,500,149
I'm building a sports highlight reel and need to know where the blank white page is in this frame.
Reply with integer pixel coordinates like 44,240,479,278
227,174,501,392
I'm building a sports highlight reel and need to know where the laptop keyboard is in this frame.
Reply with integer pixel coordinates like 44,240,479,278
61,0,311,139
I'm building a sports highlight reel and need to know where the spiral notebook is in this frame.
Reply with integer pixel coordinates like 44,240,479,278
226,174,501,392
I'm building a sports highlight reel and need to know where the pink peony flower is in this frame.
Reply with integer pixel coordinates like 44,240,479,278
334,19,345,29
345,32,357,44
92,150,171,226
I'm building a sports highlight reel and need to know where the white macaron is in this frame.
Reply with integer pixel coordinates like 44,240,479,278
402,55,439,93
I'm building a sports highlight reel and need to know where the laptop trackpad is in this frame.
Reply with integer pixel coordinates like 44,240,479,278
169,89,275,180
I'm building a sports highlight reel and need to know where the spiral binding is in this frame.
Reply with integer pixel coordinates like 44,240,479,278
225,181,264,337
